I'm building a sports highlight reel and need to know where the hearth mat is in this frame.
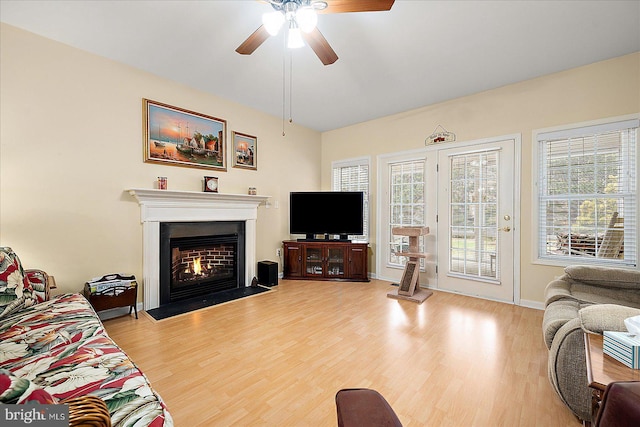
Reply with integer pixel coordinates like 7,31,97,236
146,286,272,321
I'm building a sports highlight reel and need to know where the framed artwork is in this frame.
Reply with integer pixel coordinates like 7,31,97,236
143,99,227,171
232,131,257,170
203,176,219,193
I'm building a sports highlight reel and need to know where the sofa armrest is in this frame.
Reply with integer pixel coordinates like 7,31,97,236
544,277,574,306
62,395,111,427
547,317,592,421
24,269,51,302
543,299,581,349
579,304,640,334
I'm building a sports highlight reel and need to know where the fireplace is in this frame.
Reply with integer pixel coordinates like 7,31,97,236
160,221,245,305
128,189,268,311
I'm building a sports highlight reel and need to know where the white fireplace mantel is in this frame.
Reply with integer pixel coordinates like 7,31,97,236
128,188,270,310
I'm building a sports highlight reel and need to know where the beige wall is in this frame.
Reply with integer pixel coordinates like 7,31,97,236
2,22,638,305
0,24,321,296
321,52,640,304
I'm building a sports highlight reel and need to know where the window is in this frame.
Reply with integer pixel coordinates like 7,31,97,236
332,158,370,241
388,160,425,267
536,118,638,266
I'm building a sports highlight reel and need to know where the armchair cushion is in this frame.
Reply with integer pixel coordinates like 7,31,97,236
580,304,640,335
0,247,36,320
565,265,640,289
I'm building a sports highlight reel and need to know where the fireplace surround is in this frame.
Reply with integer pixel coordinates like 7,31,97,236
128,189,269,310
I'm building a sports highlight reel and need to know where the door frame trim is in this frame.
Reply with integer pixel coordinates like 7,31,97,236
376,133,522,305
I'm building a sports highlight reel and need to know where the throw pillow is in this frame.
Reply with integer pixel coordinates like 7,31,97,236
0,247,36,319
25,270,48,303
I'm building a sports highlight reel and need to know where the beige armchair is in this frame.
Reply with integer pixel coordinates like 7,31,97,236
543,265,640,422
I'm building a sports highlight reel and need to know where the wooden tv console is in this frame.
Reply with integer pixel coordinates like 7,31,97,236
283,240,369,282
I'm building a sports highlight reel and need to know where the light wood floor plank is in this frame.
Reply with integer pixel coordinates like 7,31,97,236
103,279,579,426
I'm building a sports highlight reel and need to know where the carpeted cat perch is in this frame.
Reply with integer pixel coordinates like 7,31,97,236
387,226,433,304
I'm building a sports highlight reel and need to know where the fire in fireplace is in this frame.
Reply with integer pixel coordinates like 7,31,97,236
170,235,236,299
159,221,245,305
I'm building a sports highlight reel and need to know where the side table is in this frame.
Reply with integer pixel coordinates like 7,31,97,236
584,332,640,424
84,282,138,319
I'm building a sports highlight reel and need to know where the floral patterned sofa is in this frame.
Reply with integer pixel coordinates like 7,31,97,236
0,247,173,426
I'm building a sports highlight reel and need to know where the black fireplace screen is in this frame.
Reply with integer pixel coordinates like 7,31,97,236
168,235,238,301
159,221,246,305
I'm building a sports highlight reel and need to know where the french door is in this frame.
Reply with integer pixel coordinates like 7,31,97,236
436,139,515,302
378,139,516,302
377,151,437,286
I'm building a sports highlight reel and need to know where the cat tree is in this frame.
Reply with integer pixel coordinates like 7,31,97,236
387,226,433,303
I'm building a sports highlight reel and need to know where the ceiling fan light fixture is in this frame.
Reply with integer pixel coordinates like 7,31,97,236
311,1,328,11
296,7,318,33
287,24,305,49
239,0,394,63
262,11,285,36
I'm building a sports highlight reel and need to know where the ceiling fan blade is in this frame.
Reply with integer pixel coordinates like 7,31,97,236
320,0,395,14
236,25,270,55
302,28,339,65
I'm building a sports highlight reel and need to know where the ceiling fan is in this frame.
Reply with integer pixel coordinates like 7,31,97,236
236,0,395,65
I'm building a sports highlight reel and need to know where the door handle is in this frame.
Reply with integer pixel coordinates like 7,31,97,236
500,226,511,232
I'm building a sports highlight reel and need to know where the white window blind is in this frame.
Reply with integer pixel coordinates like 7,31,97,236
332,158,369,241
537,119,638,266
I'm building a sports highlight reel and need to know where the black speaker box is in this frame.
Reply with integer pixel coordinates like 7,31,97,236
258,261,278,287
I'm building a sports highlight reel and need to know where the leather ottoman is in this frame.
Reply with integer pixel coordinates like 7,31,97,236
335,388,402,427
594,381,640,427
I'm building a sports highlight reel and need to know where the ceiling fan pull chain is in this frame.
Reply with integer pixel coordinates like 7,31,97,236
289,50,294,124
282,34,286,136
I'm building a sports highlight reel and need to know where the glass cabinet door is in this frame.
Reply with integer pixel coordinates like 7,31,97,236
326,246,345,278
305,247,324,276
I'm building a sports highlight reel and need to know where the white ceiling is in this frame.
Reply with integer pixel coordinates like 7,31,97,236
1,0,639,132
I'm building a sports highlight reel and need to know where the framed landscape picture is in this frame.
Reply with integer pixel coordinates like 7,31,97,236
232,131,257,170
143,99,227,171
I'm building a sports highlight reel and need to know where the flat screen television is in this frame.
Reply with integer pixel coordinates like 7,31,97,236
290,191,364,241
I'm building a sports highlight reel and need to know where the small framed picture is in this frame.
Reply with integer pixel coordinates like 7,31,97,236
232,131,257,170
203,176,218,193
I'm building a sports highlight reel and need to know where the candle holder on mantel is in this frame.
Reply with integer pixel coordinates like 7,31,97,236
387,226,433,303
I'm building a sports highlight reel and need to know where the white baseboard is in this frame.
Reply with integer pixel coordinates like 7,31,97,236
519,299,545,310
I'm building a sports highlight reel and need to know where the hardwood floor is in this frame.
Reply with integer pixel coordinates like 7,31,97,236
103,279,579,426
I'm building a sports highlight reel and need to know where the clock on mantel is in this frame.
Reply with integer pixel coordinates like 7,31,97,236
204,176,218,193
